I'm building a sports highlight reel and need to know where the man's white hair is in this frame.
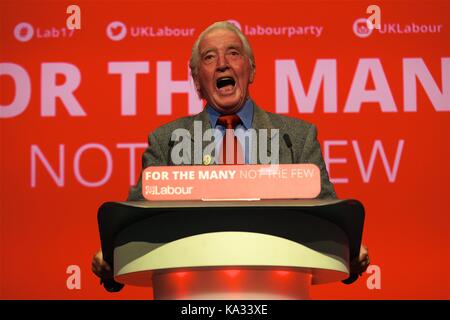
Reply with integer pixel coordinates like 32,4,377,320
189,21,256,80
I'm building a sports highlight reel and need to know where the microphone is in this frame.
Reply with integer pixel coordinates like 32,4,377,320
168,139,175,165
283,133,294,163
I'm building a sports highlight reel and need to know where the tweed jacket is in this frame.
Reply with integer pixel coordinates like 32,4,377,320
127,102,336,200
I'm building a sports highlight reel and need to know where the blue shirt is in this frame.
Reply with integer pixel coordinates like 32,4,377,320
206,98,254,164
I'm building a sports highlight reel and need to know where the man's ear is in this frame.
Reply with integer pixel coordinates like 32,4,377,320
193,76,203,99
249,66,256,84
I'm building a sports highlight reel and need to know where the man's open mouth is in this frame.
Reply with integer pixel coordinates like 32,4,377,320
216,77,236,92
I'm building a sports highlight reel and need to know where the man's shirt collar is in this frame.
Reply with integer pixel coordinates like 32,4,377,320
206,98,254,130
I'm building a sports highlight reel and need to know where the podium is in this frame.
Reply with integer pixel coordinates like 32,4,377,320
98,199,364,299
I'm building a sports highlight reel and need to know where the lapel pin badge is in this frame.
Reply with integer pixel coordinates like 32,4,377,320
203,154,212,166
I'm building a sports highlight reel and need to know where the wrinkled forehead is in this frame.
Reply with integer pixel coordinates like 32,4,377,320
199,28,244,54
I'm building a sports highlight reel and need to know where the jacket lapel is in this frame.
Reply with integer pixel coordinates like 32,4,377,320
187,109,214,165
252,104,284,164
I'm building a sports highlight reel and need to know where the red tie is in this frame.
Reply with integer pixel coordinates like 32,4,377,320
217,114,244,164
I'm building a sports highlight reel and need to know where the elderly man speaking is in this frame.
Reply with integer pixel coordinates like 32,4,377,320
92,21,370,289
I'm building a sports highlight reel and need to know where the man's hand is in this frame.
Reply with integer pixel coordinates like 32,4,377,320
350,244,370,275
91,250,113,280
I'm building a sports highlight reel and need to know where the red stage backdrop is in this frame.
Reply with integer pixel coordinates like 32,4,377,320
1,0,449,299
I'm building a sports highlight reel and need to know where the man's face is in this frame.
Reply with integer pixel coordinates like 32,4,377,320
195,28,255,114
